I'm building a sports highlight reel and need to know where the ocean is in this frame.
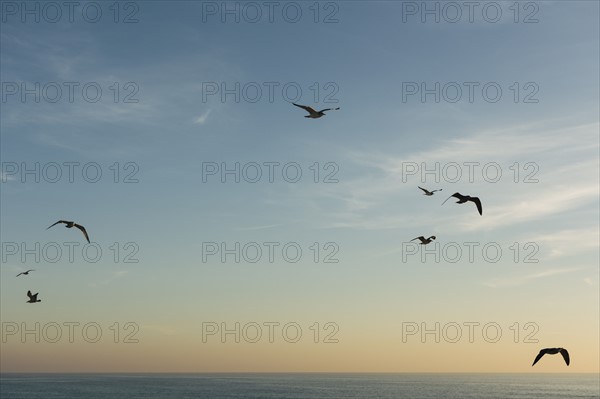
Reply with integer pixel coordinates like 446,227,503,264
1,373,599,398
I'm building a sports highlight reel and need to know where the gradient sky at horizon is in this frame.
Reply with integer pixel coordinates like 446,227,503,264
1,1,599,373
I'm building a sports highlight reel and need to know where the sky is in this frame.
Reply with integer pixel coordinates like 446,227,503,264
0,1,599,373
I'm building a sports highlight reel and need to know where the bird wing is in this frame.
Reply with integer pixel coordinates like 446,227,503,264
441,193,459,206
74,224,90,243
27,290,33,299
560,348,570,366
471,197,483,215
411,236,425,243
432,189,442,193
532,349,546,366
47,220,68,229
26,269,34,273
418,186,429,194
293,103,316,114
16,272,24,277
318,107,340,113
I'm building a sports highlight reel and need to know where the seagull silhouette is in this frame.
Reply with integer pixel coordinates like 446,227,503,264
418,186,442,196
411,236,436,245
47,220,90,243
293,103,340,119
26,290,41,303
16,269,35,277
441,192,483,215
532,348,570,366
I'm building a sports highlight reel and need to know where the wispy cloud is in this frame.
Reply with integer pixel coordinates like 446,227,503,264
88,270,129,287
300,121,599,232
142,324,179,336
194,109,212,125
233,223,284,231
529,227,600,259
459,182,598,232
484,267,583,288
583,277,596,286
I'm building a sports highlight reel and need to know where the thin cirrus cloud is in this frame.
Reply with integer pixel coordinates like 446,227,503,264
353,121,599,175
483,267,583,288
233,223,284,232
519,228,599,260
194,109,212,125
0,28,96,81
583,277,596,286
301,120,599,232
459,183,598,232
2,29,227,133
141,324,180,336
88,270,129,287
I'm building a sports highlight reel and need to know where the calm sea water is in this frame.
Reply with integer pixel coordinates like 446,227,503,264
1,373,598,399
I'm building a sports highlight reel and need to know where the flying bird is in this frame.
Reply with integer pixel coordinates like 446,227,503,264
532,348,570,366
411,236,436,245
16,269,35,277
26,290,41,303
47,220,90,243
418,186,442,196
293,103,340,119
441,192,483,215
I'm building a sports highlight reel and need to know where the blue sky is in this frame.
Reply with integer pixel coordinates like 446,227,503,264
1,1,599,372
